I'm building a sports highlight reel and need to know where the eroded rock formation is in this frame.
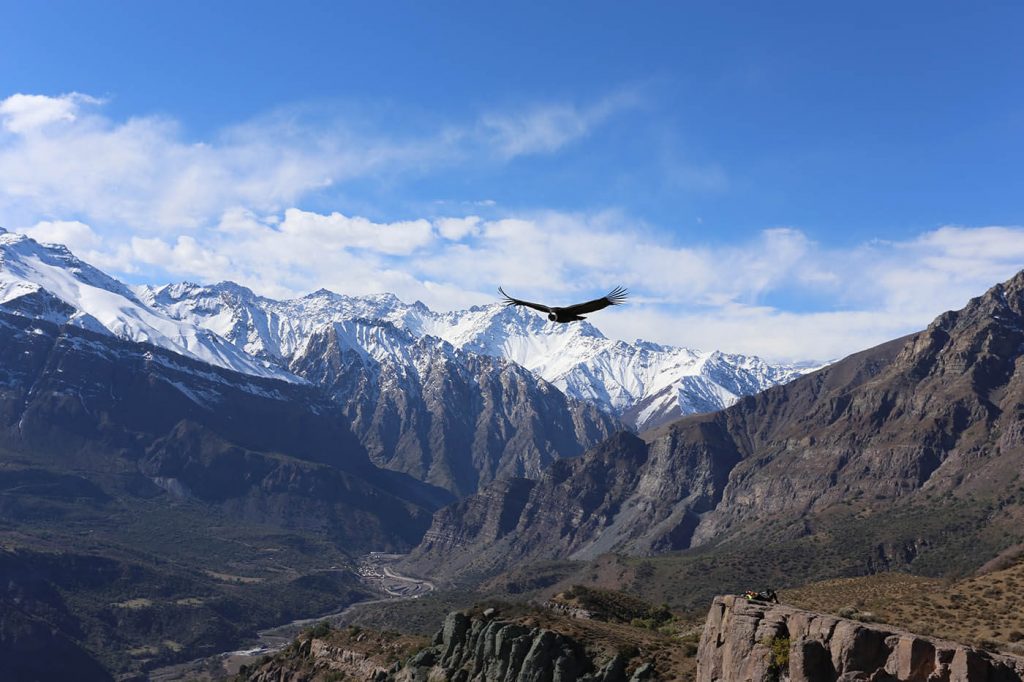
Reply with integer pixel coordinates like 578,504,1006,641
240,610,658,682
697,595,1024,681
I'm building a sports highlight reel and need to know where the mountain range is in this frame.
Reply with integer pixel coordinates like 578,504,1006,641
0,227,811,676
0,228,803,496
138,279,807,431
406,268,1024,583
3,223,1024,679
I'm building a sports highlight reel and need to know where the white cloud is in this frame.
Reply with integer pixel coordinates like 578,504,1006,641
21,219,101,251
2,92,1021,363
436,215,481,240
0,92,102,134
129,235,233,281
0,91,637,235
279,209,434,255
10,202,1023,362
0,98,383,231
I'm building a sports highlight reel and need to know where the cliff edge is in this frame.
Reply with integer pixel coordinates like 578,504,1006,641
697,595,1024,681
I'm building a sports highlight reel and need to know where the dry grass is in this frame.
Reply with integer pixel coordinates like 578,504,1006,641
782,560,1024,654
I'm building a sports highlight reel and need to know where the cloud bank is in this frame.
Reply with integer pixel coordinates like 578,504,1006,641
3,92,1022,363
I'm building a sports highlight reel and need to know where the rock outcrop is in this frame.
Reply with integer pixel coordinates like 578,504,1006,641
391,611,631,682
697,595,1024,682
241,611,658,682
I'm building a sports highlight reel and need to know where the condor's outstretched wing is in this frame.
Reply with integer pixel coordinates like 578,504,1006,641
498,287,552,313
563,286,628,315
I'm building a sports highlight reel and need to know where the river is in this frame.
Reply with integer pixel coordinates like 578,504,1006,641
148,553,433,681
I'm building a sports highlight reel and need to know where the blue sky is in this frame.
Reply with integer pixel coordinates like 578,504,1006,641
1,2,1022,361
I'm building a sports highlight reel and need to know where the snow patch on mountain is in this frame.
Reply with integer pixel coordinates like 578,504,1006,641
143,280,808,429
0,229,291,381
0,227,808,427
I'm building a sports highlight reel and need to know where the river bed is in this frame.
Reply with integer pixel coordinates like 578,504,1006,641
148,553,432,681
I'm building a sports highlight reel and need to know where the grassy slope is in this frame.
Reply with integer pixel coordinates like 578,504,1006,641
783,557,1024,654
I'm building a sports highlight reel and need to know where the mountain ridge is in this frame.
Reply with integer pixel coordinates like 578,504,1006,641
0,229,807,496
0,232,618,496
141,276,808,430
0,228,809,433
405,268,1024,581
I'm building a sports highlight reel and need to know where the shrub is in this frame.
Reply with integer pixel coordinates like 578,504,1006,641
769,636,790,670
305,621,331,639
681,640,698,657
618,644,640,659
761,636,790,682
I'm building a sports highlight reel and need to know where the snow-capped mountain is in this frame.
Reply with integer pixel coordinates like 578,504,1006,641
0,231,617,497
141,280,807,430
418,305,806,429
0,228,807,496
0,229,289,381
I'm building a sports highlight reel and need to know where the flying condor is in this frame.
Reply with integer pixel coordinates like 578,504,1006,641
497,286,628,323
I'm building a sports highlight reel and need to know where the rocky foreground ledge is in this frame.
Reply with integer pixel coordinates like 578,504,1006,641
697,595,1024,682
240,609,660,681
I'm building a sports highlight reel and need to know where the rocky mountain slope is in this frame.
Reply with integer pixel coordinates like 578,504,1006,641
290,319,616,497
0,310,447,543
698,595,1024,682
0,228,805,496
237,593,1024,682
406,269,1024,580
0,230,620,497
0,310,454,677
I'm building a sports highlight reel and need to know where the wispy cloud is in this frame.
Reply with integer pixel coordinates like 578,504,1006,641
0,91,639,234
0,92,103,133
476,90,642,159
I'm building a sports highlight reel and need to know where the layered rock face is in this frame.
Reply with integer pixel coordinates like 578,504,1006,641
292,321,619,498
243,611,655,682
392,611,651,682
697,596,1024,682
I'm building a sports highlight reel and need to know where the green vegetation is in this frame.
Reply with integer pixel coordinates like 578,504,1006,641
305,621,332,639
762,635,791,682
768,636,790,669
0,479,373,678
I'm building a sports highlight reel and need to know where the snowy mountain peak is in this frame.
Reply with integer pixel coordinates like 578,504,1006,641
142,280,806,429
1,229,141,305
303,287,342,300
0,230,809,429
0,233,292,382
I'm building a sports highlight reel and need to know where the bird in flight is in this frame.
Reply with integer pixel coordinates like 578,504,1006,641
498,286,628,323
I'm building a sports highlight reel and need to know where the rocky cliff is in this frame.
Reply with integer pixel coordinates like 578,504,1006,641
242,610,661,682
292,320,619,498
697,595,1024,682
